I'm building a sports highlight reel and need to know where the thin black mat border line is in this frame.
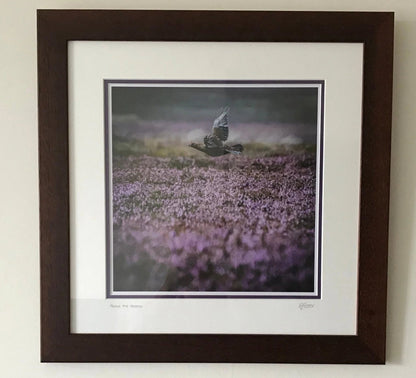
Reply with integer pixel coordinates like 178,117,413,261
103,79,324,299
107,294,318,299
104,81,111,298
317,81,324,302
105,79,325,86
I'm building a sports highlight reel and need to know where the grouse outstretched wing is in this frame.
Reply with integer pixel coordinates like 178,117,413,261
212,107,229,142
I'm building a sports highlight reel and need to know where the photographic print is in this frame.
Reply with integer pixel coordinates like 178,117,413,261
105,80,323,298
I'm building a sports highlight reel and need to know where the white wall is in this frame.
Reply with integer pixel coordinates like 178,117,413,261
0,1,414,377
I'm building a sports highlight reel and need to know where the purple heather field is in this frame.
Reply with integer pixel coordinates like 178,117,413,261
111,128,317,293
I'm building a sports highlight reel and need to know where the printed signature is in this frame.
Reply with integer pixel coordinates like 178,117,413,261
298,302,314,310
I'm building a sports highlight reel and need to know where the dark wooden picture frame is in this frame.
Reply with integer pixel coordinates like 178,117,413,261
38,10,394,363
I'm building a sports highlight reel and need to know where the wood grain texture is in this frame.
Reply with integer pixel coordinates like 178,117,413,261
38,10,394,363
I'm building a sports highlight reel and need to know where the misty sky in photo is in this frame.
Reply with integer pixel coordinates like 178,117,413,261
111,84,320,145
